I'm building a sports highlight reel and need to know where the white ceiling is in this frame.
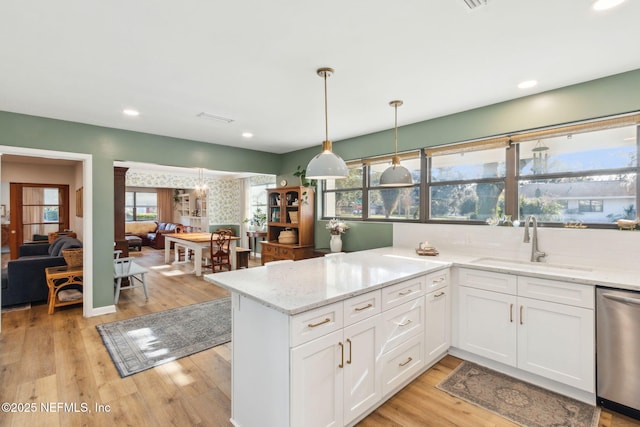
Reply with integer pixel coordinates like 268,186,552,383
1,0,639,155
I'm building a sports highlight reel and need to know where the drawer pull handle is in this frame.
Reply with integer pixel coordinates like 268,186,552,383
434,292,445,298
354,303,373,312
397,319,412,327
346,338,352,365
338,342,344,368
510,303,513,323
433,277,445,283
520,305,524,325
399,357,413,367
398,289,413,296
308,318,331,328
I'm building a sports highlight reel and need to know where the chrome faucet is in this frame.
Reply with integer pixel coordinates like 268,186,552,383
523,215,546,262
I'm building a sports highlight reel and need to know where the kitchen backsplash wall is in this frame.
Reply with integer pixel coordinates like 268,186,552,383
394,223,640,272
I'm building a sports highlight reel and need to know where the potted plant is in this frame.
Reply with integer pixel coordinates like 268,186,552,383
243,207,267,231
293,165,317,205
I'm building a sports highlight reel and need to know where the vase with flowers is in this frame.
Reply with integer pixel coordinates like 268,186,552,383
326,218,349,252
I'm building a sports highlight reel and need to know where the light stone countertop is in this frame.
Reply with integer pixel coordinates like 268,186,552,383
205,247,640,316
204,250,450,315
367,247,640,292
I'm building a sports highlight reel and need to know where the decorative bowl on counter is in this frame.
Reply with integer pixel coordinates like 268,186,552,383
617,219,638,230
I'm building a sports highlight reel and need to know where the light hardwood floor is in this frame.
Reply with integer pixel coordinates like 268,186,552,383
1,247,638,427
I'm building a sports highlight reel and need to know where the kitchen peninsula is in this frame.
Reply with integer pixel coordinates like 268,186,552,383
205,251,451,427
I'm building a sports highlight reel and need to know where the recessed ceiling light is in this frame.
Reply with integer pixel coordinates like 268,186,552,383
593,0,626,11
242,132,253,138
123,109,140,117
517,80,538,89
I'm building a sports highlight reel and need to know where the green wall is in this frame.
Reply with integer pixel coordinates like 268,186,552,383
0,112,281,308
2,68,640,309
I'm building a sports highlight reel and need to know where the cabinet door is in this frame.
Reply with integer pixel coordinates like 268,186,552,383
425,286,450,365
291,330,344,427
458,286,517,366
343,314,383,425
517,297,595,392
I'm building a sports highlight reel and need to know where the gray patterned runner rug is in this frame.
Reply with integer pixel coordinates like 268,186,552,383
96,297,231,377
437,361,600,427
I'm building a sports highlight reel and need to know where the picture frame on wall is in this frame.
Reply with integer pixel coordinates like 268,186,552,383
76,187,83,217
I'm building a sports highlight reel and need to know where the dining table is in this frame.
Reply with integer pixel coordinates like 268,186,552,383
164,232,241,276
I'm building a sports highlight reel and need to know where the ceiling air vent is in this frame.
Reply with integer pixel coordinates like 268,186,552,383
463,0,487,10
197,112,234,123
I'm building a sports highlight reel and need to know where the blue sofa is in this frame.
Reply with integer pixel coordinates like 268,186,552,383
1,237,83,307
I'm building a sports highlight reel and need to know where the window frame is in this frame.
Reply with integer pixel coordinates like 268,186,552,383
125,190,158,222
318,113,640,230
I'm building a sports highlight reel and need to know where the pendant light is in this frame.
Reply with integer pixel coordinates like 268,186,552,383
380,100,413,187
305,67,349,180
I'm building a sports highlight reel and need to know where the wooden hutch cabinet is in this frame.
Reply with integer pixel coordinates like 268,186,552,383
260,186,315,264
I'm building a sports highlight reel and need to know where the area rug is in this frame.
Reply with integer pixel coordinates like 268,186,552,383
437,361,600,427
96,297,231,377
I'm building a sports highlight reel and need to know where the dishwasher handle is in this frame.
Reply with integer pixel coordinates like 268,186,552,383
602,293,640,306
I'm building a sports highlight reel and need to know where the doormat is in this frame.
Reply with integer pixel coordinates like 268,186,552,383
96,297,231,377
437,361,600,427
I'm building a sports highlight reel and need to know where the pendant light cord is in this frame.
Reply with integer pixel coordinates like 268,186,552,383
324,71,329,143
394,103,398,155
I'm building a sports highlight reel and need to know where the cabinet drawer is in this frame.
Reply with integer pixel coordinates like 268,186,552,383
291,301,344,347
425,269,448,293
382,275,426,310
381,297,424,354
344,290,382,327
518,276,594,308
261,244,277,256
382,334,424,396
458,268,517,294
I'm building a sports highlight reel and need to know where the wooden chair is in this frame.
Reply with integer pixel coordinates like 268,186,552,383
113,255,149,303
205,230,232,273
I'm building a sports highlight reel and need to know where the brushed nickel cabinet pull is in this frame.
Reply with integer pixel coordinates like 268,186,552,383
346,338,352,364
510,304,513,323
520,305,524,325
433,277,445,283
397,319,412,327
338,342,344,368
398,289,413,296
354,303,373,312
308,318,330,328
434,292,445,298
399,357,413,367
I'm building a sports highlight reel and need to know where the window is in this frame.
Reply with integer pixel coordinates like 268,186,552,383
324,166,364,219
323,156,421,221
125,191,158,221
517,125,638,224
368,157,421,220
17,184,69,243
317,113,639,228
246,176,276,227
578,200,603,213
429,147,506,222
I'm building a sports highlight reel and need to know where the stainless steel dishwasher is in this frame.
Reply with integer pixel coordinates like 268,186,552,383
597,287,640,420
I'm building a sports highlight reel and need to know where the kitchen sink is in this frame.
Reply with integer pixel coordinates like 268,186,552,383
470,257,593,273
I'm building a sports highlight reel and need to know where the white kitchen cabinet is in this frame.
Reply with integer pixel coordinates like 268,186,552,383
456,268,594,393
291,314,384,427
227,267,452,427
291,299,383,427
424,285,451,366
457,285,517,366
517,295,594,391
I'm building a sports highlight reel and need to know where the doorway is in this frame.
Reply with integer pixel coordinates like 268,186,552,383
8,183,70,259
